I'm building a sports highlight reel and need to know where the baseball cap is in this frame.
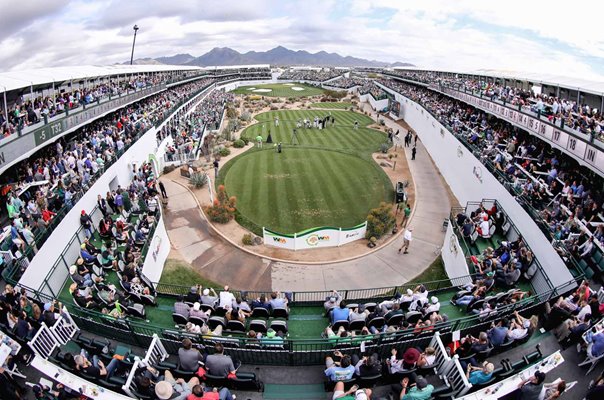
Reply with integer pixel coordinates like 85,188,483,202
203,288,209,296
416,376,428,389
266,328,276,338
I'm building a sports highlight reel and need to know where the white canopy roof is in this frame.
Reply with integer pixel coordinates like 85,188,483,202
392,66,604,96
0,64,202,92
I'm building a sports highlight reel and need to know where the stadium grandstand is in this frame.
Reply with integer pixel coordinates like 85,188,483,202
1,3,604,400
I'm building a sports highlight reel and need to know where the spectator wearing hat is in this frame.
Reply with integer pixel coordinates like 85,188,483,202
79,243,98,265
185,286,201,304
69,264,93,287
80,210,93,238
154,369,198,400
423,297,440,315
200,288,218,307
466,362,495,385
178,338,204,372
190,302,211,322
324,290,342,314
398,376,433,400
261,328,285,346
333,383,372,400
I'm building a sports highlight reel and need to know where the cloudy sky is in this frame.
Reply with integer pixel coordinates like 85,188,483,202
1,0,603,81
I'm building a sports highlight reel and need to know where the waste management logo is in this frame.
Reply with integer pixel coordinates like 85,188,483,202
306,234,331,246
271,236,287,244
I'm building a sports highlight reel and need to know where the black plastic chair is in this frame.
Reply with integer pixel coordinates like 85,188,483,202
386,314,404,327
172,313,188,326
270,319,288,333
208,316,226,330
249,319,268,333
272,307,289,319
349,319,367,331
405,311,422,324
332,320,349,332
356,374,381,388
250,307,270,319
367,317,385,330
226,319,246,333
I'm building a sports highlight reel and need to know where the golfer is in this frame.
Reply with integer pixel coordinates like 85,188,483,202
256,135,263,148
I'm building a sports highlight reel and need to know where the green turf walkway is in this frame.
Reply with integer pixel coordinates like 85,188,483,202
263,384,326,399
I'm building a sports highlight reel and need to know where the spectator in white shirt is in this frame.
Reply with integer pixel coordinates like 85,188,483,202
219,286,236,308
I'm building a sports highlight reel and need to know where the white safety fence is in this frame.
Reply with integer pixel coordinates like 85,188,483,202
28,307,79,359
122,334,170,397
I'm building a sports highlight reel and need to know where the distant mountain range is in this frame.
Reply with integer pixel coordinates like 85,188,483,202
129,46,413,68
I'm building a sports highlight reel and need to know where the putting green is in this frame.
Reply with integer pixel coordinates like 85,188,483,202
231,83,325,97
220,109,393,234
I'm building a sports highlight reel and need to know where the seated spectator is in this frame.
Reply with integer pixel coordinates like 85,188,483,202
398,376,433,400
423,296,440,315
261,328,285,346
205,343,237,377
488,318,510,347
251,294,270,310
495,264,520,288
200,288,218,307
269,291,288,310
516,371,546,400
586,372,604,399
178,338,204,372
79,243,98,265
324,290,342,313
218,286,235,308
189,302,211,322
154,370,199,400
542,380,566,400
74,349,119,379
174,295,190,319
188,383,235,400
201,324,223,337
349,304,369,322
332,301,351,324
401,347,420,370
417,347,436,367
351,353,381,377
185,286,201,304
507,311,534,340
466,362,495,385
225,305,246,322
332,383,372,400
325,353,355,381
69,264,93,287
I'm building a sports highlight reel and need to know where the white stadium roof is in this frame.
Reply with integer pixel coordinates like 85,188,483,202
0,64,270,93
392,66,604,96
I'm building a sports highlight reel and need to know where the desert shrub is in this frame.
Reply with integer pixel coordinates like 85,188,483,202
204,185,237,223
218,147,231,157
270,106,278,110
380,143,389,154
242,233,253,246
240,136,250,145
163,165,176,174
233,139,245,148
226,107,238,119
240,111,251,121
365,202,395,240
189,172,208,189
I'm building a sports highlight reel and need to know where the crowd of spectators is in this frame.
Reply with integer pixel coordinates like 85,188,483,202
378,78,604,273
278,69,343,82
358,81,388,100
0,72,200,140
164,89,233,161
1,77,221,259
388,70,604,140
327,77,367,89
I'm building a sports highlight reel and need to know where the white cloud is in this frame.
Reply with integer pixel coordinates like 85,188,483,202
0,0,602,83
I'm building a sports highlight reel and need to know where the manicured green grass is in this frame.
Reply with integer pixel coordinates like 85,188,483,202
159,259,220,288
222,109,392,234
310,102,353,109
231,83,325,98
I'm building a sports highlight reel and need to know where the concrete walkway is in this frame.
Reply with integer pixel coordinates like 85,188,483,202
162,106,456,291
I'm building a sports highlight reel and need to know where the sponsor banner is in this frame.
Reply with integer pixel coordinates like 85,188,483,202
263,228,296,250
339,222,367,246
296,227,341,250
263,222,367,250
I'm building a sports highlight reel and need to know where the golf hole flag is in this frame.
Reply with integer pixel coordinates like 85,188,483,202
263,222,367,250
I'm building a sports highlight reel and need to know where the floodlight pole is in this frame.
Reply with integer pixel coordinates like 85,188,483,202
130,25,139,65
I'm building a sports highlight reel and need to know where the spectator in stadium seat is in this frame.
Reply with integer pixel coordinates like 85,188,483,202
200,288,218,307
495,264,520,288
251,293,270,310
398,376,433,400
188,383,235,400
332,300,350,323
218,286,236,308
488,318,510,347
516,371,546,400
466,362,495,385
325,353,355,381
332,382,372,400
324,290,343,313
507,311,533,340
185,286,200,304
173,295,190,319
178,338,204,372
154,370,198,400
205,343,238,377
269,291,288,310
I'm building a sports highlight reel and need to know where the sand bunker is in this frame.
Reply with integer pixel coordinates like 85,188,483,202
283,83,295,86
291,87,305,91
253,89,273,93
246,87,256,90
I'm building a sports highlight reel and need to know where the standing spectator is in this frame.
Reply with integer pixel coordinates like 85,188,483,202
516,371,546,400
398,228,413,254
411,146,417,160
159,180,168,198
80,210,93,238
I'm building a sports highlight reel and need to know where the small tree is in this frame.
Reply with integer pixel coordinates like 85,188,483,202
365,202,395,240
204,185,236,223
